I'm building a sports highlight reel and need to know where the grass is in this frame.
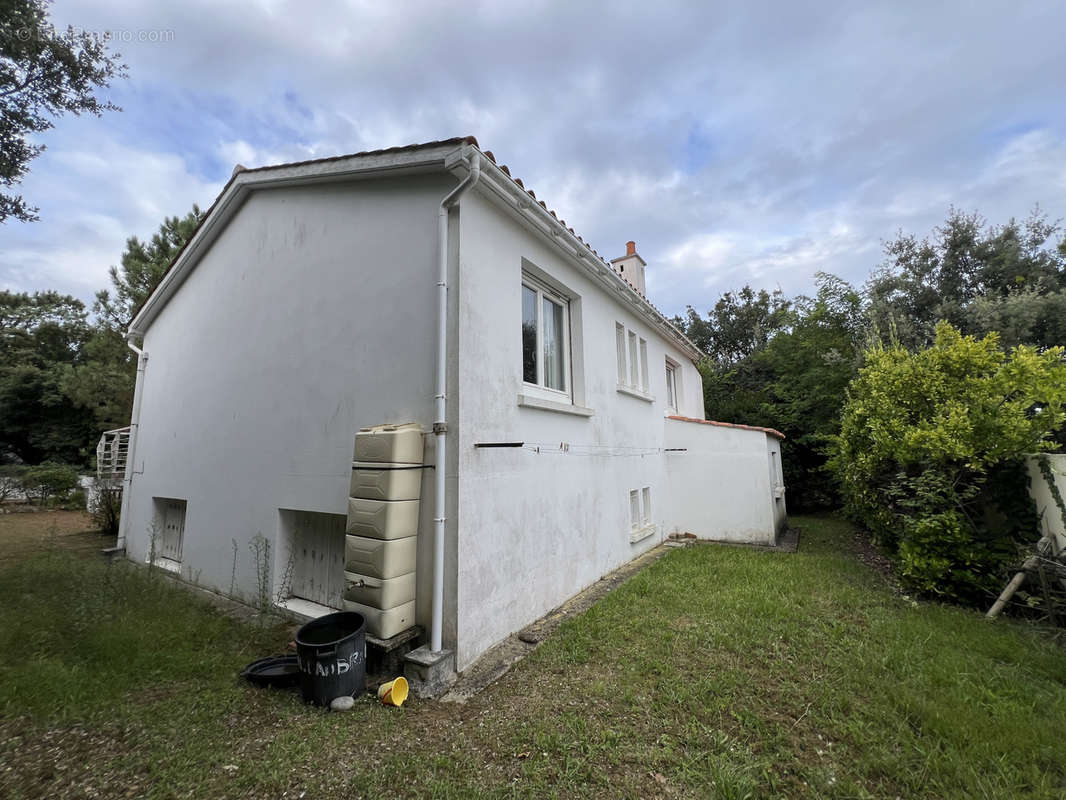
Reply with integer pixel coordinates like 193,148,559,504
0,509,101,565
1,514,1064,798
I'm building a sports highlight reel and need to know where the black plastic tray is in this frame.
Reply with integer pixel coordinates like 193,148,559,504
241,655,300,689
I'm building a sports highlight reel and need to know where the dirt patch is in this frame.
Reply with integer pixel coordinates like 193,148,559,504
0,510,112,565
849,528,903,593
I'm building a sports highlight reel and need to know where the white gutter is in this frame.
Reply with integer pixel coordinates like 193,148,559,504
117,335,148,550
430,151,481,654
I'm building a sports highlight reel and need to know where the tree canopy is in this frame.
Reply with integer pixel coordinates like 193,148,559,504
1,205,202,461
675,286,792,366
867,208,1066,350
1,0,126,222
0,290,95,463
93,207,203,329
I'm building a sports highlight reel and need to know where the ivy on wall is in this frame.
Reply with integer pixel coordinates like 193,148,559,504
1037,455,1066,533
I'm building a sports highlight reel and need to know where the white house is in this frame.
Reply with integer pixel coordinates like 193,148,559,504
118,137,786,685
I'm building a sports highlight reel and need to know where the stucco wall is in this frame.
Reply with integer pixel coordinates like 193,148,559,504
451,188,770,670
664,419,781,544
1026,454,1066,553
124,175,462,648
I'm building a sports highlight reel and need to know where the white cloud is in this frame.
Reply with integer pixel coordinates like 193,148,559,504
3,0,1065,317
1,120,222,302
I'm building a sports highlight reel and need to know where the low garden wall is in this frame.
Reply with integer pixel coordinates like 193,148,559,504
1026,454,1066,553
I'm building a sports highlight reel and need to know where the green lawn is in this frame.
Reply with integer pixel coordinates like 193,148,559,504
1,515,1064,799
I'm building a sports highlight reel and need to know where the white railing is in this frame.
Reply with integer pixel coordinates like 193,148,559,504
96,426,131,480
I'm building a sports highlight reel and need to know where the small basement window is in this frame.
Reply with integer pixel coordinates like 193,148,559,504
278,509,346,613
151,497,186,566
628,486,655,543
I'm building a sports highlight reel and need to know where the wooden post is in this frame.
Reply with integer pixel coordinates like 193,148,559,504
986,556,1038,619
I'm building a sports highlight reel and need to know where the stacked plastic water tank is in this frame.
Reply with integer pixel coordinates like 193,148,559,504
344,423,423,639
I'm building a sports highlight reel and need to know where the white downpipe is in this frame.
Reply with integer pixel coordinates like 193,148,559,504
431,152,481,653
117,336,148,550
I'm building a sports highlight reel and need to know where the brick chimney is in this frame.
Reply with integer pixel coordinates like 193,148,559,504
610,240,647,296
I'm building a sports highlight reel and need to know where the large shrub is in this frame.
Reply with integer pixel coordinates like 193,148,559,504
20,462,80,506
832,322,1066,603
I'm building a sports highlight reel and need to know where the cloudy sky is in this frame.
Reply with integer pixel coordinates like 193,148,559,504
3,0,1065,316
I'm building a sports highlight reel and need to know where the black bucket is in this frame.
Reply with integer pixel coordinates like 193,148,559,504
294,611,366,706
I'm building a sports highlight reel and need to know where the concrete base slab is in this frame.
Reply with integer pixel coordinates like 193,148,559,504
403,645,456,699
697,525,800,553
367,626,422,687
776,525,800,552
275,596,334,621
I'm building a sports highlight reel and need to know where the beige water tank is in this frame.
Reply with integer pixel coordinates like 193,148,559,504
349,463,423,502
354,423,425,465
344,533,416,579
344,570,415,609
345,497,419,540
343,599,416,639
347,601,417,640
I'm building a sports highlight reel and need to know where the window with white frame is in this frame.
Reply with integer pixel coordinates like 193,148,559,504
615,322,650,396
629,490,641,531
522,275,571,396
665,359,679,411
641,486,651,525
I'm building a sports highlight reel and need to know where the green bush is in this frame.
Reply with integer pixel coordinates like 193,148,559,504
831,322,1066,603
20,462,80,506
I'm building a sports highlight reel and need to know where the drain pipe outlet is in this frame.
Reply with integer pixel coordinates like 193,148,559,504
431,151,481,653
117,335,148,550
